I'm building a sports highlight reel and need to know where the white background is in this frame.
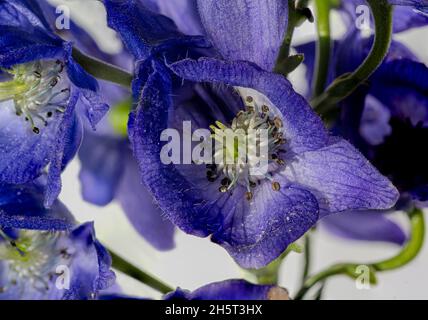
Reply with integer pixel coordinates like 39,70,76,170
50,0,428,299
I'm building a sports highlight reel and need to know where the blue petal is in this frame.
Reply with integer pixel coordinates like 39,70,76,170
392,6,428,32
196,0,288,71
0,25,64,68
282,138,399,217
104,0,202,60
0,90,80,195
322,210,407,245
44,90,81,207
0,221,114,299
117,153,175,251
170,57,329,153
155,0,204,35
371,59,428,124
128,60,224,237
165,280,290,300
0,0,53,32
63,222,115,299
212,184,319,269
339,0,428,33
78,132,126,206
0,184,75,231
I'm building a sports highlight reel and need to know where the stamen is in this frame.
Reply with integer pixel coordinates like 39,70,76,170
0,61,70,134
0,230,69,294
206,92,287,200
272,182,281,191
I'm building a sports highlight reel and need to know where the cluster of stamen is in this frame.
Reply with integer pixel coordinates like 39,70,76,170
0,230,71,294
206,95,287,201
0,60,70,134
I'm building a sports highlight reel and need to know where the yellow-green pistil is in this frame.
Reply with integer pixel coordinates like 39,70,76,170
207,95,287,201
0,60,69,134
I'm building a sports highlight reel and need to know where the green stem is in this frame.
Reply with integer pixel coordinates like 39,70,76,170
312,0,393,113
275,0,312,75
72,48,133,88
301,232,312,283
109,249,174,294
244,243,302,285
276,1,298,66
295,208,425,300
312,0,332,97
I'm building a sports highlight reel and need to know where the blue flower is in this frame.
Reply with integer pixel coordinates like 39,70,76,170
37,0,177,250
301,29,428,203
105,0,398,268
0,0,109,207
296,7,428,244
78,94,175,250
164,279,289,300
0,184,115,300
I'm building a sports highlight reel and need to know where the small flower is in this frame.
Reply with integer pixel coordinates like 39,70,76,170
0,184,115,300
0,0,109,207
30,0,175,249
106,0,399,268
164,279,290,300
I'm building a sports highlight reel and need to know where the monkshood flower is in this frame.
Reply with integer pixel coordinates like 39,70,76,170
300,29,428,203
35,0,176,250
296,10,428,244
106,0,399,268
0,0,109,207
164,279,289,300
101,279,289,300
0,184,115,300
78,89,175,250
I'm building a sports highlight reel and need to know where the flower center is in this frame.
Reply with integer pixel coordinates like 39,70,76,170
0,60,70,134
207,95,287,201
0,230,70,294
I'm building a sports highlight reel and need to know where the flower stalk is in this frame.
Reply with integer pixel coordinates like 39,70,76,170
71,48,133,88
295,208,425,300
312,0,393,113
312,0,332,97
108,249,174,294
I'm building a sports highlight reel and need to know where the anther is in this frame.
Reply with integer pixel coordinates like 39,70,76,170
262,105,269,113
32,127,40,134
274,117,283,128
50,78,58,87
219,186,228,193
272,182,281,191
246,96,254,103
245,192,253,201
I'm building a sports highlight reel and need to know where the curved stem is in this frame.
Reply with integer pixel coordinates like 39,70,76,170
312,0,393,113
108,249,174,294
295,208,425,300
301,232,312,283
275,0,312,76
312,0,332,97
72,48,133,88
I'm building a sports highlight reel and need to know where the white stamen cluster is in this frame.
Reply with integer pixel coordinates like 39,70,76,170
0,230,70,294
207,95,287,201
0,60,70,134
